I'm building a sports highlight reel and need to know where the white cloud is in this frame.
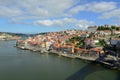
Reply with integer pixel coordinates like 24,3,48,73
99,8,120,19
34,18,73,26
0,0,75,19
0,0,118,20
34,18,94,29
0,6,22,17
35,20,53,26
76,20,94,29
69,1,117,14
1,0,117,28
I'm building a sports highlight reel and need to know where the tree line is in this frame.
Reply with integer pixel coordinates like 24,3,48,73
97,25,120,31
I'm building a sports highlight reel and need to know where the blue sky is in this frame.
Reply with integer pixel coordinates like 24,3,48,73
0,0,120,33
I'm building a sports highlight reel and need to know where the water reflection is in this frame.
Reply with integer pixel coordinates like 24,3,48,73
66,63,120,80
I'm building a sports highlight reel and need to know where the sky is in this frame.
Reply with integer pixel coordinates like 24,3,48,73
0,0,120,33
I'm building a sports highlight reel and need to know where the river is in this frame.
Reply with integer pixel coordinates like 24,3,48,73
0,41,119,80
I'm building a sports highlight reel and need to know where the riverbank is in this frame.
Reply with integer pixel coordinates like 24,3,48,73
15,44,120,71
16,45,98,61
0,32,21,41
1,40,120,80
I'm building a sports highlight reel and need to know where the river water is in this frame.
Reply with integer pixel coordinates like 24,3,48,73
0,41,119,80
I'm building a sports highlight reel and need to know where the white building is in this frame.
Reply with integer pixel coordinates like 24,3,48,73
80,34,89,38
88,26,97,33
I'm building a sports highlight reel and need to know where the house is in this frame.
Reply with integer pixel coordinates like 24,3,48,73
84,38,99,46
80,34,89,38
110,38,120,57
115,30,120,34
110,38,120,45
116,41,120,56
95,30,111,37
104,30,111,35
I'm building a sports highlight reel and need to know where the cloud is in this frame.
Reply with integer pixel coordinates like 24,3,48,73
99,8,120,19
34,18,95,29
1,0,116,20
0,0,75,19
0,0,94,29
75,20,94,29
35,20,53,26
34,18,76,26
99,8,120,25
0,6,22,17
69,1,117,14
1,0,116,28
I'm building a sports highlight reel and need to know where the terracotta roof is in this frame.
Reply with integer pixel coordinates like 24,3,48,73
112,38,120,40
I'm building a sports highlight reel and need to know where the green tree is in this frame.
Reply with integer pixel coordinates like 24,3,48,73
116,27,120,31
75,42,83,48
68,36,80,43
111,26,116,29
96,39,105,46
68,36,85,48
97,26,101,30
